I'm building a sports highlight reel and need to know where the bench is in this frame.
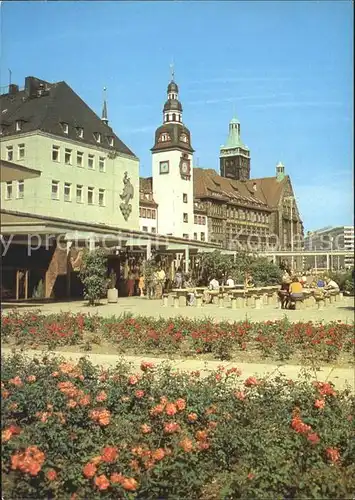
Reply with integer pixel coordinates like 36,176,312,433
170,294,179,308
162,293,169,307
314,294,325,310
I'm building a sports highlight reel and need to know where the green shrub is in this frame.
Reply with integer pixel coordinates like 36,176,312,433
1,354,354,499
79,249,108,306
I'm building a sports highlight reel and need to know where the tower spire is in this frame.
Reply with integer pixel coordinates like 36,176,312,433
101,86,108,126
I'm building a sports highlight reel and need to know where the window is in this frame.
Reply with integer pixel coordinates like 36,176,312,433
183,193,188,203
202,216,206,225
108,136,114,147
147,209,152,218
194,215,198,224
51,181,59,200
65,148,72,165
17,180,24,199
98,189,105,206
151,227,156,234
61,122,69,134
88,154,95,169
142,208,147,218
5,182,12,199
77,151,83,167
52,145,60,162
94,132,101,143
183,234,189,239
99,157,105,172
77,127,84,138
64,183,72,202
18,143,25,159
88,187,94,205
16,121,22,131
183,213,188,223
152,210,156,220
142,226,148,232
194,232,198,240
76,185,83,203
201,232,205,241
6,146,13,161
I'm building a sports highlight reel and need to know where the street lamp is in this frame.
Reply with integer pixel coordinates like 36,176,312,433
284,196,294,270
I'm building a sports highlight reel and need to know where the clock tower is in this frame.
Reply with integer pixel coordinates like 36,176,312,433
151,71,195,238
220,117,251,181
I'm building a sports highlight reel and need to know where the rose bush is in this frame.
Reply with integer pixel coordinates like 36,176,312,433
1,354,354,499
2,312,353,363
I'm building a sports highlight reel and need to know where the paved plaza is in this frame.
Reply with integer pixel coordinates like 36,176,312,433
3,295,354,324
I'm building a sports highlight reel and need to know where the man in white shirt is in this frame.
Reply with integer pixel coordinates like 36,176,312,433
209,278,220,290
226,276,235,287
203,277,219,304
324,278,339,291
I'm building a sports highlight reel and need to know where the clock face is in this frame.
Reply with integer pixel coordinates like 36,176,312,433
159,161,169,174
181,161,189,174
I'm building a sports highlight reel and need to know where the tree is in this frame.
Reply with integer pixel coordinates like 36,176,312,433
250,257,282,286
79,248,108,306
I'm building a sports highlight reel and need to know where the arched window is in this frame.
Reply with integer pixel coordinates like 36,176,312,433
172,113,176,121
166,114,169,122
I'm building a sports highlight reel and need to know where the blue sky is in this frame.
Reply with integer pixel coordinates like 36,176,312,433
1,1,353,231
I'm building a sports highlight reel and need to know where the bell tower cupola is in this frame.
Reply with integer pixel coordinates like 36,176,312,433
220,116,251,181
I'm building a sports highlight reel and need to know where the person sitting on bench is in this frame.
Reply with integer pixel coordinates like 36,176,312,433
324,277,339,297
288,277,304,307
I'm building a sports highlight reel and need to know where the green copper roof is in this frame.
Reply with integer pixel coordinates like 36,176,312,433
221,117,248,151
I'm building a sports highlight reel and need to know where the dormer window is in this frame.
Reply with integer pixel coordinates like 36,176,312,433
108,136,114,147
61,122,69,134
16,120,22,131
94,132,101,143
76,127,84,138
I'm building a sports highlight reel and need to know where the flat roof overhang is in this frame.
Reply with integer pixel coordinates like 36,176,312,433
1,209,221,253
0,161,42,182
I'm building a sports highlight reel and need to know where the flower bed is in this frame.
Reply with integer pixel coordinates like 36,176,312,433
2,354,354,499
2,311,354,364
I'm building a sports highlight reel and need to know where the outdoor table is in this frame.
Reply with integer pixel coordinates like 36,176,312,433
230,289,245,309
171,289,190,307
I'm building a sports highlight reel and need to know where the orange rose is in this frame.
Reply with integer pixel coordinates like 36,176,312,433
94,474,110,491
188,412,198,422
152,448,165,461
26,375,37,383
197,440,210,451
121,477,139,491
175,398,186,411
79,394,91,406
2,429,13,442
110,472,124,484
150,403,164,416
67,399,77,408
83,462,97,478
165,403,177,416
164,422,181,434
179,437,193,452
101,446,118,463
9,376,23,387
141,424,152,434
46,469,57,481
128,375,139,385
314,399,325,409
195,430,208,441
135,390,145,399
96,390,107,402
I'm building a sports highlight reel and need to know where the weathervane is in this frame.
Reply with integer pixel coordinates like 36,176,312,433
170,60,175,81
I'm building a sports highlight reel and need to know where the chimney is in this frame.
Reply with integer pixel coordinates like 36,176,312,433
253,182,257,192
25,76,49,99
9,84,19,95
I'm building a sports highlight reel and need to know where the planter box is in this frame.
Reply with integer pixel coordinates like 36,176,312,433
107,287,118,303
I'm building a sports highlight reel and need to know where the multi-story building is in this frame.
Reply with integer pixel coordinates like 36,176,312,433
304,226,354,269
140,75,303,250
1,76,140,229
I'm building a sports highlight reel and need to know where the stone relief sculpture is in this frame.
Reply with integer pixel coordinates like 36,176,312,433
120,171,134,221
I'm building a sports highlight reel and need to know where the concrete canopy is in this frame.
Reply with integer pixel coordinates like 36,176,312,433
0,160,41,182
